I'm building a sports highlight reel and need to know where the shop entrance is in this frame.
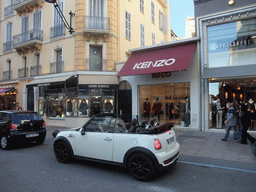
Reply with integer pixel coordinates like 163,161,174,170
118,81,132,123
91,96,102,116
209,78,256,130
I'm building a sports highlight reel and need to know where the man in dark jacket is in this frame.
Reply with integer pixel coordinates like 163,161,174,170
239,104,256,144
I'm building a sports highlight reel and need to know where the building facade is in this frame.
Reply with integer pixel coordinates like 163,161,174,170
0,0,171,127
195,0,256,131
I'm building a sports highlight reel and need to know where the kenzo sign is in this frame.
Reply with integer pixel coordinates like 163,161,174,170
133,58,176,70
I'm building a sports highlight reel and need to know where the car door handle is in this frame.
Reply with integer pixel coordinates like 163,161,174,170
104,137,112,141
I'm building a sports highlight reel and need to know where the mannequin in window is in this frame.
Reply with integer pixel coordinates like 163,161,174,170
152,98,163,121
143,98,151,120
216,98,223,128
184,97,190,127
105,100,113,113
67,99,72,112
80,99,88,115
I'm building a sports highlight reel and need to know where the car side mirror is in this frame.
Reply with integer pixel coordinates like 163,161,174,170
81,128,85,135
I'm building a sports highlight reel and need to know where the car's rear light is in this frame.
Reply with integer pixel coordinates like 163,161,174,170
10,124,18,131
43,121,46,126
154,139,162,150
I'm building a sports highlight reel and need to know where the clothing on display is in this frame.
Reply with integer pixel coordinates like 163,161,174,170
105,101,113,112
216,99,223,129
143,98,151,118
80,99,88,115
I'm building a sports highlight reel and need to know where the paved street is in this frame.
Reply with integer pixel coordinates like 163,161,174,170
1,126,256,192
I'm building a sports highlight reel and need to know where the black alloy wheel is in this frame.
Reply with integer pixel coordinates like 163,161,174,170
128,153,155,181
54,141,72,163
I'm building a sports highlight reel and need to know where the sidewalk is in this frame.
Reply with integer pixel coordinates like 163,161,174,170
174,128,256,164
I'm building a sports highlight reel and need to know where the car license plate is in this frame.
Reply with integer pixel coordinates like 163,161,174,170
166,137,174,144
26,133,39,138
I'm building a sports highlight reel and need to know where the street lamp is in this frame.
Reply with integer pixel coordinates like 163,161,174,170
45,0,75,34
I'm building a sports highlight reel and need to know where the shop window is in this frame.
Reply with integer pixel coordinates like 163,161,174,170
207,17,256,68
209,78,256,130
139,83,190,126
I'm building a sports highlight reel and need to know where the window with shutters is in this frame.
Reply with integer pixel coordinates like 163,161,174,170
140,0,144,13
140,23,145,47
151,2,155,24
125,11,131,40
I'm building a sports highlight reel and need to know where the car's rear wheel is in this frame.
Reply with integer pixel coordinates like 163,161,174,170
54,141,72,163
1,135,10,150
128,153,155,181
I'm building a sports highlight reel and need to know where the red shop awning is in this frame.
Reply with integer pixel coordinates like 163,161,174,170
0,88,12,94
117,43,196,77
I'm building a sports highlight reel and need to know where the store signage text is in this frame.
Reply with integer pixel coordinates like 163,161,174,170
133,58,176,70
152,72,171,78
38,83,50,87
88,84,110,89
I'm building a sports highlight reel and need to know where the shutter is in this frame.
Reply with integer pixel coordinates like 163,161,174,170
163,14,167,34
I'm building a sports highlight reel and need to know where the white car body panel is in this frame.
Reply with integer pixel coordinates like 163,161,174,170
56,127,180,167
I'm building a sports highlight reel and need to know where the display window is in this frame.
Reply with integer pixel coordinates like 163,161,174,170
78,98,90,117
103,96,114,113
38,99,46,116
46,94,65,119
139,83,190,126
209,78,256,130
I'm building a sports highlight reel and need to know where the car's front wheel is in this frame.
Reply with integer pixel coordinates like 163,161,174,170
128,153,155,181
1,135,10,150
54,141,72,163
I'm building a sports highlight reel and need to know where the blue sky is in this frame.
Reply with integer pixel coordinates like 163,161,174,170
169,0,194,38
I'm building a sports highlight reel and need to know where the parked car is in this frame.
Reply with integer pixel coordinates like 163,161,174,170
53,113,179,181
0,110,47,149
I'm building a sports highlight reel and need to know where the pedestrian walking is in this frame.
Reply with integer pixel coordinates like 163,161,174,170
238,103,256,145
221,102,239,141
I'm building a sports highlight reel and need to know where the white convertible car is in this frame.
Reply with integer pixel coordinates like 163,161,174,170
53,113,180,181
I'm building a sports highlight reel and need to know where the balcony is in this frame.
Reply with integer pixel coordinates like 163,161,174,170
4,4,14,17
50,24,65,39
13,0,44,15
84,16,110,38
157,0,168,7
50,61,64,74
13,29,43,54
18,68,29,78
85,59,115,71
30,65,41,77
3,71,12,81
3,41,13,52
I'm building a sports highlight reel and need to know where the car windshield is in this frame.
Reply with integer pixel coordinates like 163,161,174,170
13,113,43,125
84,115,126,133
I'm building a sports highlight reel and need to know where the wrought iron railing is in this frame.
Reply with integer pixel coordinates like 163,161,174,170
13,28,43,46
50,61,64,74
50,24,65,39
3,71,12,81
3,41,13,52
18,68,28,78
4,4,13,17
84,16,110,31
30,65,41,77
85,59,115,71
13,0,27,6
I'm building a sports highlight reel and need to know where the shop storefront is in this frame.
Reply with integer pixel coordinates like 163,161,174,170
198,5,256,131
118,38,200,129
0,87,17,110
27,72,118,127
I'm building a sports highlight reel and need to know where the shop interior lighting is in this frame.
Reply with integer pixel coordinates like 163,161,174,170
45,0,75,34
228,0,235,6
